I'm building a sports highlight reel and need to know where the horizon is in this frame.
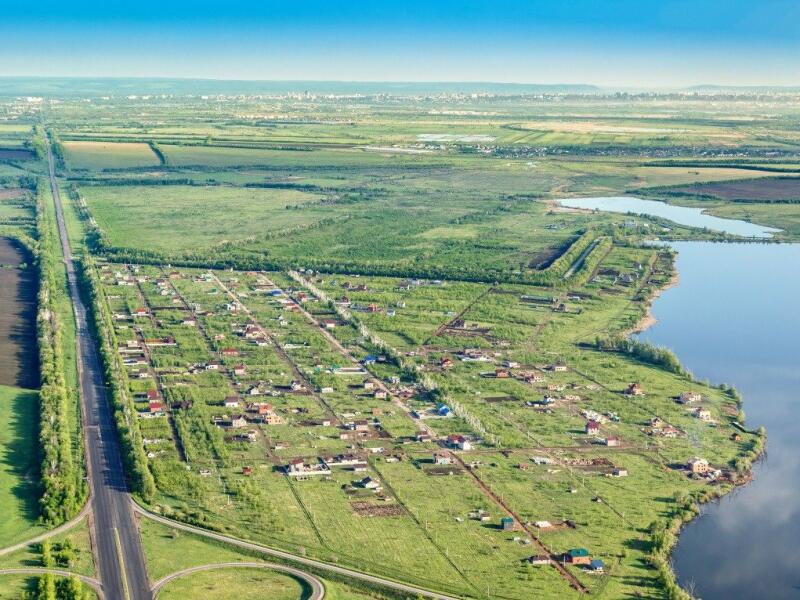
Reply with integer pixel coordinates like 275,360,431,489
1,0,799,87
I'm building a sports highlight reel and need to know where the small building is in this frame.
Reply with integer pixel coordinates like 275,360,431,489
678,391,702,404
585,420,600,435
527,555,551,566
688,457,711,474
233,364,247,376
495,369,511,379
223,396,240,408
433,452,452,465
564,548,591,565
357,476,381,490
695,408,712,421
588,559,605,573
447,434,473,451
604,436,620,447
612,468,628,477
321,319,337,329
500,517,515,531
374,389,388,400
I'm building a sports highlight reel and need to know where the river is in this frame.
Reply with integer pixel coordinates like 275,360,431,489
558,197,800,598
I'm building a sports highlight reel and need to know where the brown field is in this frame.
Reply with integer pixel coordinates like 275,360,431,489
0,189,25,200
0,149,35,161
666,176,800,202
0,239,38,389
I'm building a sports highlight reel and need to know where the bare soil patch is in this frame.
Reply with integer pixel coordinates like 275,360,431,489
0,238,38,389
664,176,800,202
0,149,35,161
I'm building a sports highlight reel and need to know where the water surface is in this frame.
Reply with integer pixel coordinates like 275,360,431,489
639,242,800,599
559,196,780,238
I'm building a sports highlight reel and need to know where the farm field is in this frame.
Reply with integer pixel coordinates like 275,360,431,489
63,141,162,170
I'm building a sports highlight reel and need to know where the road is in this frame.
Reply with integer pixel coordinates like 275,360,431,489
150,562,325,598
45,139,152,600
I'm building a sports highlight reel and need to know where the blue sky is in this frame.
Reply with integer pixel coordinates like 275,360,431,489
1,0,799,86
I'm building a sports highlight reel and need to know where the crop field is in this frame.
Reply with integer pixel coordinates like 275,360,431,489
0,239,38,389
659,175,800,202
63,140,162,170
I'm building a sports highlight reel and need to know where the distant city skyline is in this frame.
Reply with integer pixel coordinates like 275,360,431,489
2,0,799,87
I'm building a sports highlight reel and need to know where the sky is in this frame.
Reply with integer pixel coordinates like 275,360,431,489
1,0,799,87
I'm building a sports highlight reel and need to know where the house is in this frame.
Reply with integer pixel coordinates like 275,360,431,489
585,420,600,435
527,555,551,566
148,401,165,416
588,559,605,573
363,380,375,390
447,434,473,451
612,468,628,477
233,364,247,376
695,408,712,421
625,382,644,396
495,369,511,379
374,389,388,400
221,348,240,357
604,436,620,447
352,420,370,432
205,361,221,371
133,307,149,318
146,389,160,401
223,396,240,408
229,415,247,429
564,548,591,565
182,317,197,327
678,391,702,404
548,363,568,372
321,319,337,329
688,457,711,474
433,452,452,465
501,517,516,531
436,404,451,417
356,476,381,490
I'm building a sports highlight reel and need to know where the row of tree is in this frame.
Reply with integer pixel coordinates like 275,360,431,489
34,184,86,524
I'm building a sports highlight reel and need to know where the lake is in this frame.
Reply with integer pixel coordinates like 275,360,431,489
558,196,800,596
639,242,800,599
559,196,781,238
0,238,38,389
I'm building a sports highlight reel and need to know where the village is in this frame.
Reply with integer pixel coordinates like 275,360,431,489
96,250,751,597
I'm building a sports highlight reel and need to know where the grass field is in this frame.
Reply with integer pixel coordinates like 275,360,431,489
157,568,306,600
81,184,327,252
63,141,161,170
0,385,42,547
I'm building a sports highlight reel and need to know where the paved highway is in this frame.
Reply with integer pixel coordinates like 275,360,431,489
45,138,152,600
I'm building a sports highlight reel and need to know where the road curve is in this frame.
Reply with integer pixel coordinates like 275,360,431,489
46,137,152,600
0,503,90,557
150,562,324,599
133,503,464,600
0,568,103,598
